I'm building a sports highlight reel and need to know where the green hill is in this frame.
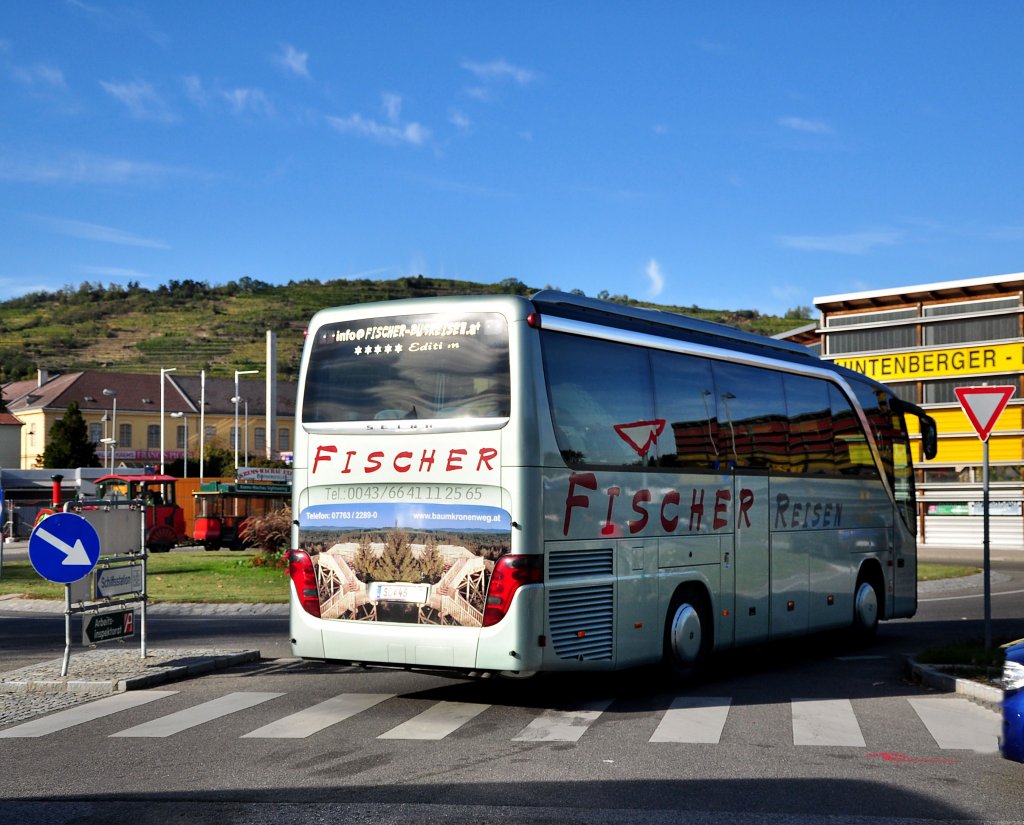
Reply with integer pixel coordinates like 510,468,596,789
0,276,811,382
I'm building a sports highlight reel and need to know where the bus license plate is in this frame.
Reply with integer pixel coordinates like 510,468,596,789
369,582,430,604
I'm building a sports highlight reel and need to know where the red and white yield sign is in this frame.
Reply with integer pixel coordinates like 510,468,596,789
954,386,1015,441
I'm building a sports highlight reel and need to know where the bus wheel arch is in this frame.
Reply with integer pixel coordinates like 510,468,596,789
852,560,884,640
663,582,713,680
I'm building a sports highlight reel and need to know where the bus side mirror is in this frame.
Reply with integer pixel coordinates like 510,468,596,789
920,415,938,461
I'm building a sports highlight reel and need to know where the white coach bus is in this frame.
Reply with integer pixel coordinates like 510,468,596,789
287,291,937,677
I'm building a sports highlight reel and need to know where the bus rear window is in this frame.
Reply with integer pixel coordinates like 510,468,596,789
302,312,511,423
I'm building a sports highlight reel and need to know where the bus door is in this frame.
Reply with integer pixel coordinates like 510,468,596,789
731,474,770,646
615,537,658,667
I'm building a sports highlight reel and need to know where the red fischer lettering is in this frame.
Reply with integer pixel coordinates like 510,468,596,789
737,488,754,528
446,448,467,471
713,489,731,530
629,489,651,534
564,472,597,536
660,490,681,532
689,489,705,532
313,445,337,474
419,450,436,472
601,486,622,536
394,451,412,472
477,447,498,471
366,451,384,473
342,450,356,473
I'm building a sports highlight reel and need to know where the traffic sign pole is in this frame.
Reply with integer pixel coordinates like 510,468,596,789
954,385,1015,652
982,438,991,651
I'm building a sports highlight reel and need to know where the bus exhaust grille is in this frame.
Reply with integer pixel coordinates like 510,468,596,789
548,547,614,579
549,584,614,661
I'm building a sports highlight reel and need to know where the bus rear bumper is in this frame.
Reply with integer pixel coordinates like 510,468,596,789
288,585,544,675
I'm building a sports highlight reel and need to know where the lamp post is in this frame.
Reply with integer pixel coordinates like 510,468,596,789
231,396,249,468
160,367,177,475
233,369,258,470
170,411,189,478
102,388,117,472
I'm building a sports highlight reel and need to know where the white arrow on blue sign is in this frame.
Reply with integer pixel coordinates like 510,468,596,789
29,513,101,584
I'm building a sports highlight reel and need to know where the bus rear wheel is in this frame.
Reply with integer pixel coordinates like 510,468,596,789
663,586,712,681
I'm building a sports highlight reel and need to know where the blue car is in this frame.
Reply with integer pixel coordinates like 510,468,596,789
1003,638,1024,763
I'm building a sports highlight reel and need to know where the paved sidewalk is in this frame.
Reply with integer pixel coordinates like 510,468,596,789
0,647,260,728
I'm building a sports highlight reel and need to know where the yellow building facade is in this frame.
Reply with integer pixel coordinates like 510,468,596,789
812,272,1024,548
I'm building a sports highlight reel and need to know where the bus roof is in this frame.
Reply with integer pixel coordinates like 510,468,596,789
531,290,817,362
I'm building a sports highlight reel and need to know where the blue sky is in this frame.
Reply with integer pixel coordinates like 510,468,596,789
3,2,1024,316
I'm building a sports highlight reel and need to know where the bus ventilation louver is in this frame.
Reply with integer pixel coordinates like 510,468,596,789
549,584,614,661
547,548,614,579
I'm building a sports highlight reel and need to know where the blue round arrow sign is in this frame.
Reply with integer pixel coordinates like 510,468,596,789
29,513,101,584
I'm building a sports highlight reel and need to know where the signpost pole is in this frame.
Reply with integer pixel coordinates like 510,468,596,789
982,438,991,651
954,384,1014,654
61,586,72,677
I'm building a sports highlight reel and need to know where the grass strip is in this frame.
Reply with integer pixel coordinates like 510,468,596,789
0,551,289,604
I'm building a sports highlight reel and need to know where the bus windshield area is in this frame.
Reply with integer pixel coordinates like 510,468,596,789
302,311,511,423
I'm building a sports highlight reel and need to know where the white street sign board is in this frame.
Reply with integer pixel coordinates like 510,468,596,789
955,386,1015,441
95,564,145,599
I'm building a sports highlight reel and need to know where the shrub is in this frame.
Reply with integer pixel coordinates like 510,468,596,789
239,505,292,556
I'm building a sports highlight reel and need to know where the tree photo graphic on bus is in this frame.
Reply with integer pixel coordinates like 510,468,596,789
298,501,511,626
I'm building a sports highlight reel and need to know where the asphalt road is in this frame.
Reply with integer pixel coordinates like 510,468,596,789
1,545,1022,824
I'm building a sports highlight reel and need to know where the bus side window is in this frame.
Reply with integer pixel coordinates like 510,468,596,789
782,374,834,475
651,351,719,469
711,362,787,471
542,331,655,467
830,385,878,478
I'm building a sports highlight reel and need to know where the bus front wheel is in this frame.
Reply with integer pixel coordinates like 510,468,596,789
851,570,881,641
663,586,712,681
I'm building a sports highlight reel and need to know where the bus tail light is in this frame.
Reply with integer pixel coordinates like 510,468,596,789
288,550,322,618
483,554,543,627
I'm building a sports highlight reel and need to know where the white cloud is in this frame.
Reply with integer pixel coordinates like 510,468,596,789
327,93,429,146
36,216,168,248
276,43,310,78
778,116,833,135
13,63,66,89
461,58,538,85
222,87,274,116
449,109,471,131
0,152,185,185
80,265,156,280
182,74,209,107
645,258,665,298
100,79,176,122
327,113,429,146
778,230,901,255
382,92,402,122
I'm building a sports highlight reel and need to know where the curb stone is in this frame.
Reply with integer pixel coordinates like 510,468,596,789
906,656,1004,712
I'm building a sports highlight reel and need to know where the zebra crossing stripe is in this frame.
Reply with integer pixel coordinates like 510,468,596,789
243,692,394,739
908,697,1000,752
0,691,176,738
791,698,865,747
650,696,731,743
512,699,614,742
110,692,283,738
378,700,490,740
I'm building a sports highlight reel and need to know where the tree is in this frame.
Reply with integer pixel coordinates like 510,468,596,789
40,401,100,468
376,529,418,582
419,536,445,583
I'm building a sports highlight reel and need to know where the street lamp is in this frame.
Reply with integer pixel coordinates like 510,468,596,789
231,396,249,468
102,388,117,472
233,369,258,469
170,412,189,479
160,367,177,475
